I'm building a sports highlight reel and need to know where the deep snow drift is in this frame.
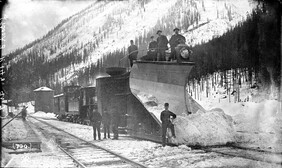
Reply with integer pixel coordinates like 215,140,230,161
171,108,235,146
205,99,282,151
193,77,282,152
136,91,236,146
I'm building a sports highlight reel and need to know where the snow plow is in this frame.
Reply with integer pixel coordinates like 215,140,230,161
130,61,205,116
97,61,206,143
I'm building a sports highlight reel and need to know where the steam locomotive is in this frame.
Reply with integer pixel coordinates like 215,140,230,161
52,57,198,144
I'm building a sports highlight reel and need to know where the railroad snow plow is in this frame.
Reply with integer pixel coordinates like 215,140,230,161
97,61,210,144
128,61,208,143
129,61,235,146
129,61,205,116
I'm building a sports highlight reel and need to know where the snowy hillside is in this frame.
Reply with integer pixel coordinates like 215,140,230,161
6,0,253,88
184,0,253,45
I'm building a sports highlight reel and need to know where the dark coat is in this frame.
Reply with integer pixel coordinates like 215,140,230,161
128,45,138,60
157,35,168,50
169,34,186,50
102,112,111,125
111,112,120,126
90,111,102,123
160,110,176,124
21,108,27,118
149,41,157,50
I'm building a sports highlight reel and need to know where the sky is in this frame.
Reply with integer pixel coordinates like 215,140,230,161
2,0,93,55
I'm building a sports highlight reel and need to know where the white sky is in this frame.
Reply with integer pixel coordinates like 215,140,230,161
2,0,93,55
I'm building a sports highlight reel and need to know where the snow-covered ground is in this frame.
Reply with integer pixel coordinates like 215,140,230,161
2,108,281,167
2,118,28,141
193,75,282,152
3,117,279,168
201,97,282,152
3,120,75,168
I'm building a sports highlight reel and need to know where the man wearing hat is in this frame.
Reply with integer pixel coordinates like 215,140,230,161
169,28,186,61
156,30,169,61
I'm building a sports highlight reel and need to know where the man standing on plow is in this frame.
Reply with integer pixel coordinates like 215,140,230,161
169,28,186,61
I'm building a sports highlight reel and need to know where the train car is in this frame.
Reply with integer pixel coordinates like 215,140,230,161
53,93,65,120
53,85,97,124
79,86,97,125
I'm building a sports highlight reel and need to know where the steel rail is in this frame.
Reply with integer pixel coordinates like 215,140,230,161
28,117,86,168
202,146,282,165
30,116,147,168
56,144,87,168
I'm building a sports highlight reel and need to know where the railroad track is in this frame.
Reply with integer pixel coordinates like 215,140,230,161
28,116,147,168
202,145,282,165
28,116,282,167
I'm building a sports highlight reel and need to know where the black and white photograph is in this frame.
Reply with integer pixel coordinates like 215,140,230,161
1,0,281,167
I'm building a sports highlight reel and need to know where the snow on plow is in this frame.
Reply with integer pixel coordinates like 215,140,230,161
129,61,235,146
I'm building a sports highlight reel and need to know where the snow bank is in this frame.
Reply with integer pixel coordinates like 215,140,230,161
135,90,236,146
170,108,235,146
213,100,280,133
31,111,57,119
199,84,282,151
219,100,282,151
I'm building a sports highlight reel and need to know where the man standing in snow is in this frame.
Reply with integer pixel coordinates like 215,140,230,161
102,110,111,139
128,40,138,67
90,109,102,140
169,28,186,61
21,106,28,121
160,103,176,146
111,111,120,140
156,30,169,61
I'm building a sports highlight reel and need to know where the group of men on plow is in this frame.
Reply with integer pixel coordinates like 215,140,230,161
127,27,192,66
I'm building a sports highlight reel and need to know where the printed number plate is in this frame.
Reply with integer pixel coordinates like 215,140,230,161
13,143,32,150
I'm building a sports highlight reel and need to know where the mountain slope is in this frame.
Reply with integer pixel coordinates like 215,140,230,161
4,0,253,101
